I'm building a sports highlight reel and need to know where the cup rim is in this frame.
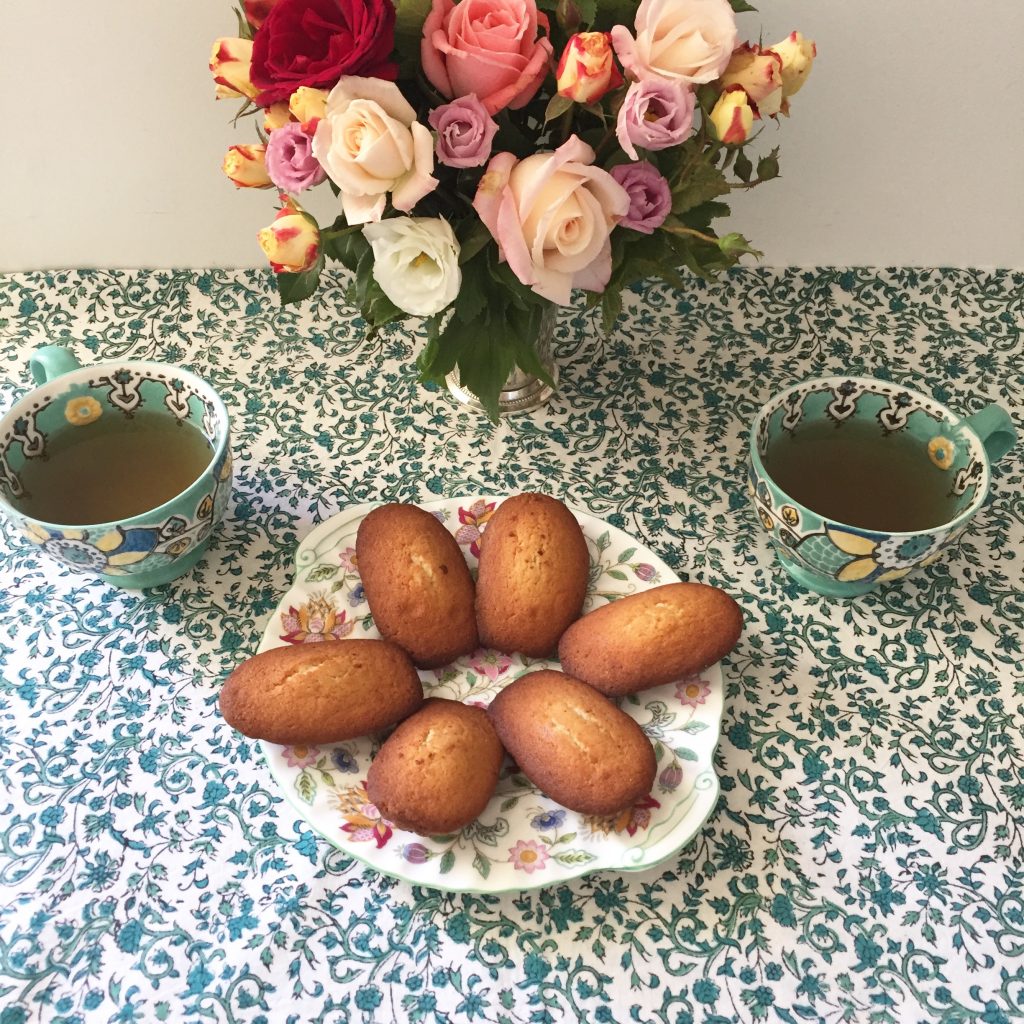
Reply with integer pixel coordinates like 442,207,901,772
0,359,231,533
748,375,990,539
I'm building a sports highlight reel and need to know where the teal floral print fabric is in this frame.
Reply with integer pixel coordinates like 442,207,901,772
0,267,1021,1024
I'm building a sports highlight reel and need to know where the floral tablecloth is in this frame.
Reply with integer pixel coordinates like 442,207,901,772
0,267,1022,1024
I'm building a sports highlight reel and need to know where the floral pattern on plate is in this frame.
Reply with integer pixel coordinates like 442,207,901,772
258,495,723,893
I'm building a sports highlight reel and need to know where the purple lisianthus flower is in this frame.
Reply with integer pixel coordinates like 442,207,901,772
616,79,696,161
428,95,498,169
610,161,671,235
403,843,431,864
265,122,327,194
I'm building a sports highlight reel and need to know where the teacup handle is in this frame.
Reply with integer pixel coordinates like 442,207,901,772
31,345,82,385
959,404,1017,464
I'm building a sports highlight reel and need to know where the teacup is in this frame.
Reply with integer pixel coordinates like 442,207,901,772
0,346,232,588
748,376,1016,597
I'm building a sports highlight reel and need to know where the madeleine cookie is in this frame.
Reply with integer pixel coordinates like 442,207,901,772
356,503,478,668
219,639,423,745
475,493,589,658
367,699,504,835
487,670,656,816
558,582,742,696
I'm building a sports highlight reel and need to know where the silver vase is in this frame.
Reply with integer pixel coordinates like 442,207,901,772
446,305,559,415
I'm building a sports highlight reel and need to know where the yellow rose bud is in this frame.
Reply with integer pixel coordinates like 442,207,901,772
264,103,292,133
209,37,258,101
720,44,784,117
768,31,816,100
709,87,755,144
556,32,623,105
289,87,329,127
257,207,321,274
222,144,273,189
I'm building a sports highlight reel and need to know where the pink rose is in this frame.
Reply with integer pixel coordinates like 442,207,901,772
421,0,554,116
616,78,695,160
428,95,498,168
473,135,629,305
611,0,736,85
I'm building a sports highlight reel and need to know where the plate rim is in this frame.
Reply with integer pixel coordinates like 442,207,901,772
257,495,724,894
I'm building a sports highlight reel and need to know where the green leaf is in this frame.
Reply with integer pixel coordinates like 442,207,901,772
454,254,490,325
276,254,324,305
729,0,757,12
394,0,434,75
683,721,709,734
544,94,574,123
353,248,405,330
472,851,491,878
322,227,368,272
554,850,596,866
671,161,730,216
674,746,699,761
306,564,338,582
295,770,316,805
439,850,456,874
718,232,764,260
232,6,254,40
457,220,493,266
757,148,780,181
733,150,753,183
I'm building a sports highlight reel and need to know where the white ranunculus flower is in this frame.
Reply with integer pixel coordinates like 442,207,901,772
361,217,461,317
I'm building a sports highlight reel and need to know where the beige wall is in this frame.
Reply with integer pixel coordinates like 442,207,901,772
2,0,1022,271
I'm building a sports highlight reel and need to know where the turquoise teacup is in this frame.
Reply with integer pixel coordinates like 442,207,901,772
0,346,232,588
748,377,1016,597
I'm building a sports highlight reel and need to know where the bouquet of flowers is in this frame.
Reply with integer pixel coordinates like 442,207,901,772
210,0,815,417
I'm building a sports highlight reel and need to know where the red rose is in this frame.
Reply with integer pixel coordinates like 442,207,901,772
244,0,279,30
250,0,398,107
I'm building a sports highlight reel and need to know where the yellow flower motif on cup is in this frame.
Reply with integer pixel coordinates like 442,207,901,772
23,523,156,574
166,537,192,557
827,526,946,583
928,436,955,471
780,505,799,527
65,396,102,426
757,507,774,531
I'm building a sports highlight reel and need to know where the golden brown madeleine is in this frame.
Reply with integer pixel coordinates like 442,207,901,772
367,698,505,835
487,670,656,816
219,639,423,745
558,582,743,696
356,503,478,668
475,492,589,658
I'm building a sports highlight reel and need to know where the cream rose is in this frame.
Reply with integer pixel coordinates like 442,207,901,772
473,135,629,305
611,0,737,85
312,77,438,225
361,217,462,317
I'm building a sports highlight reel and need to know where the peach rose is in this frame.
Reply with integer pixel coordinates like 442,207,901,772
311,77,437,225
421,0,554,116
472,135,629,305
611,0,736,85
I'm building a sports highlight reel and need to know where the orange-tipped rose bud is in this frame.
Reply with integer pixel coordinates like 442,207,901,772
222,144,273,188
768,31,816,100
257,206,321,274
264,103,292,132
720,44,784,117
209,38,258,101
288,87,329,127
556,32,623,105
709,86,755,144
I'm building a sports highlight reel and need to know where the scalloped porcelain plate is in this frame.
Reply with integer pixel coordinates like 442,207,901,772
258,496,723,894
